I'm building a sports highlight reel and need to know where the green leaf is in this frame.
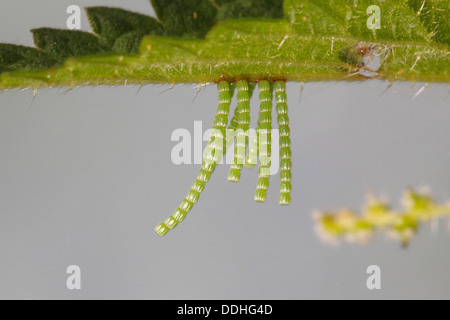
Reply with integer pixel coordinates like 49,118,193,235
0,44,56,73
149,0,283,38
112,30,153,54
151,0,218,38
284,0,349,35
0,0,448,89
86,6,164,48
285,0,431,41
407,0,450,45
346,0,430,42
32,28,111,62
215,0,284,20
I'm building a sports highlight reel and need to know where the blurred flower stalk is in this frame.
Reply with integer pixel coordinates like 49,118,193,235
314,189,450,246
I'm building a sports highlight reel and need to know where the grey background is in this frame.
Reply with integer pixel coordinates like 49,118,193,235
0,0,449,300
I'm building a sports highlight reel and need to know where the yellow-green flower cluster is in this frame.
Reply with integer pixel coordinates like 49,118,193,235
314,189,450,246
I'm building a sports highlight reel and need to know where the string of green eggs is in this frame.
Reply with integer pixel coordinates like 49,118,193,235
155,80,292,236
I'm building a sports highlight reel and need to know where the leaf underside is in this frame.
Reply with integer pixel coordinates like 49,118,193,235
0,0,448,89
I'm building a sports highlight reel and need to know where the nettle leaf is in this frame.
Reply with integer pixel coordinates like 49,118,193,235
0,0,448,89
407,0,450,45
32,28,111,62
0,44,56,73
285,0,430,41
151,0,218,38
284,0,349,35
86,6,164,49
112,30,154,54
346,0,430,41
215,0,284,20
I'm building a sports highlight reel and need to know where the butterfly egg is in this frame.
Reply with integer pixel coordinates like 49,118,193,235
279,193,291,205
279,126,290,137
155,81,233,236
258,167,271,177
214,115,228,128
254,189,267,202
280,181,292,193
258,123,271,134
204,144,222,164
280,147,292,159
280,136,291,148
280,171,292,182
186,190,200,204
245,132,259,168
259,135,271,160
259,152,271,166
155,223,170,236
172,208,187,222
236,143,247,156
192,180,205,193
180,199,194,212
259,113,272,125
274,81,292,205
164,216,179,229
280,159,292,171
202,162,216,173
197,169,211,183
278,114,289,126
203,148,216,164
228,168,241,182
257,177,270,190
